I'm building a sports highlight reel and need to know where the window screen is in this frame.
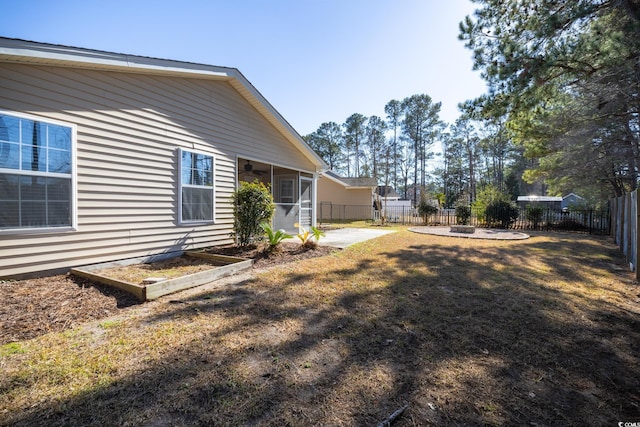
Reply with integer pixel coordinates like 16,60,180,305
179,149,214,222
0,113,74,230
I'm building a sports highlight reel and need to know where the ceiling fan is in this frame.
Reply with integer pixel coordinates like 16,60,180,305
244,160,267,175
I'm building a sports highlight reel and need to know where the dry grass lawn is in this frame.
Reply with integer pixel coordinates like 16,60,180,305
1,229,639,426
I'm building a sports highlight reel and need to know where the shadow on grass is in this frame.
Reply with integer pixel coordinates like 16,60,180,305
3,232,640,426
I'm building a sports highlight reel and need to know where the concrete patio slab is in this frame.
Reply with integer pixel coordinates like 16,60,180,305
318,228,396,248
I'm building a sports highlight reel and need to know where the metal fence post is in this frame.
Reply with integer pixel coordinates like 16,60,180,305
636,191,640,280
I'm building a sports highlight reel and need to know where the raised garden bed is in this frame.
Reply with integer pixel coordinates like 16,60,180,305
71,251,252,302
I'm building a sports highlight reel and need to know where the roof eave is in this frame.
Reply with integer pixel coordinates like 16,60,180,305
0,38,234,79
320,173,376,189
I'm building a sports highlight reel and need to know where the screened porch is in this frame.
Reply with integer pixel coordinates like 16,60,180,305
237,158,315,234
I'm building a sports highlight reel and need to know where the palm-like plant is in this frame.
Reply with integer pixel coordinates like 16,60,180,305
296,225,325,248
260,222,292,251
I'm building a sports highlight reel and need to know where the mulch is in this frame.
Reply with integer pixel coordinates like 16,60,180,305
0,275,140,344
0,242,336,345
206,242,335,268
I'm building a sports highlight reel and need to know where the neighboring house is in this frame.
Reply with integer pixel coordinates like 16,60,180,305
517,195,563,210
317,171,377,206
0,38,326,278
376,185,401,202
316,171,377,221
562,193,586,209
374,185,412,214
404,184,427,206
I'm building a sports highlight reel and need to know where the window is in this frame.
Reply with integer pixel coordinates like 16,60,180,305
275,174,297,204
0,112,75,231
178,148,214,223
279,178,294,203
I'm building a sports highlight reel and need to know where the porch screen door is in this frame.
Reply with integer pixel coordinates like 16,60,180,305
300,177,313,230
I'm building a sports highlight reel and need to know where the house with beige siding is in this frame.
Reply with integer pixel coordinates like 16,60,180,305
316,171,377,223
0,38,326,278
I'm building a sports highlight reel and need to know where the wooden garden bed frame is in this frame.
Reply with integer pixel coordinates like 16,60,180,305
71,251,252,302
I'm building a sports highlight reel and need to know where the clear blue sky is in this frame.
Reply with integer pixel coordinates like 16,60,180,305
2,0,487,137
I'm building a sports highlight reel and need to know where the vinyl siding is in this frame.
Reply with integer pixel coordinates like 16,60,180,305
317,177,373,206
0,62,316,277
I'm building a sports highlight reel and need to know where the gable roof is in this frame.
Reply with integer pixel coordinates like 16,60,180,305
321,171,377,189
563,193,584,200
0,37,327,171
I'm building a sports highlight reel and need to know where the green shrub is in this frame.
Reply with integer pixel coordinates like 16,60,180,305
417,200,438,224
472,185,514,223
485,200,519,229
455,205,472,225
232,180,275,246
525,206,544,229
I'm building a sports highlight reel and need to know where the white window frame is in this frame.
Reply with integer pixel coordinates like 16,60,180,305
0,110,77,234
279,178,295,204
177,147,215,225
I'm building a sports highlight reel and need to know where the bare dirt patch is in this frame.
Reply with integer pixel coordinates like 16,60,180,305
91,255,220,284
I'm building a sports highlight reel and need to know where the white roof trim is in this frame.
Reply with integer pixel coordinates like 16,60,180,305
517,196,562,202
563,193,584,200
0,38,327,171
0,38,234,79
320,172,354,188
320,172,376,189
